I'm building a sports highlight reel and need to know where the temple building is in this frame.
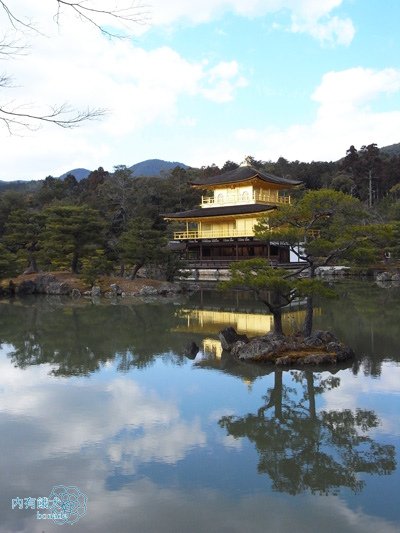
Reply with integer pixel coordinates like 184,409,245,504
164,164,302,266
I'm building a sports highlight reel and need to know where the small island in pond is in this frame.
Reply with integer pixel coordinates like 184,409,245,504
219,327,354,366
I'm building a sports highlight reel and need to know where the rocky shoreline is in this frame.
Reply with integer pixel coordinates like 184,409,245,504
0,272,191,299
219,327,354,366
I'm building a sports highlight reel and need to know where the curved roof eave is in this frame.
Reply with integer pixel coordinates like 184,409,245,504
163,204,276,220
189,166,302,188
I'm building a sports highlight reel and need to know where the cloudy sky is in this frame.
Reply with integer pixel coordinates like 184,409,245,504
1,0,400,180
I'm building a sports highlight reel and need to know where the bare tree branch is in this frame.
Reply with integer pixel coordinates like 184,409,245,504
0,34,27,58
1,0,149,36
0,73,12,87
54,1,150,38
0,103,106,133
0,2,146,131
0,1,34,31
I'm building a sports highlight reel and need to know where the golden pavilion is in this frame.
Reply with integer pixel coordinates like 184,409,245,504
164,163,301,265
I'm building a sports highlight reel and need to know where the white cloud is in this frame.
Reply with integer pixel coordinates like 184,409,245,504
322,362,400,437
0,12,246,179
7,29,244,133
201,60,248,102
7,478,400,533
219,67,400,165
0,355,206,462
0,345,398,533
313,67,400,112
291,14,355,46
150,0,355,45
107,418,206,473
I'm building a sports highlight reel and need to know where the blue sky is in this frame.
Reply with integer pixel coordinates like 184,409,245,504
1,0,400,180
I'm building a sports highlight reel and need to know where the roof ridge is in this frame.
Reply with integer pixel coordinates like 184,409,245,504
189,165,301,188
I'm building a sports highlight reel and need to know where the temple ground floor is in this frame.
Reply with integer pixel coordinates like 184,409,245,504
174,238,290,268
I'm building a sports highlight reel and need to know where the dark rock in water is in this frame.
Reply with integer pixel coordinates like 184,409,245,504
159,282,182,295
219,327,249,351
46,281,71,295
376,272,392,282
30,274,72,295
139,285,159,296
230,340,248,357
91,285,101,297
306,330,337,345
228,329,354,366
3,273,74,296
110,283,122,296
231,337,274,360
183,342,199,359
327,342,355,361
16,280,36,295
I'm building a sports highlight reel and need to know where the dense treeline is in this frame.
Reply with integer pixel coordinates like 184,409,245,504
0,165,203,281
1,143,400,281
228,144,400,201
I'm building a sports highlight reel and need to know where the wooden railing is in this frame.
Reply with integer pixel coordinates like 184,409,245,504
255,192,291,205
173,228,255,240
173,228,321,240
200,192,291,207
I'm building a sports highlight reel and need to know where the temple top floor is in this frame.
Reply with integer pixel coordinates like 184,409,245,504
190,165,301,208
200,184,291,207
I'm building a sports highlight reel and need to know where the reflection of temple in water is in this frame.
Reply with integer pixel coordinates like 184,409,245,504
175,293,319,361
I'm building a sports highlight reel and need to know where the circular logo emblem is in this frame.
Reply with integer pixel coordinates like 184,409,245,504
49,485,88,525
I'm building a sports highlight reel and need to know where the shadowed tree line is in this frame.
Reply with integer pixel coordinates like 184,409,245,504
0,165,202,281
225,145,400,203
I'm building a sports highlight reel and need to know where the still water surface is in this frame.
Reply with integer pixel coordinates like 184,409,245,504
0,282,399,532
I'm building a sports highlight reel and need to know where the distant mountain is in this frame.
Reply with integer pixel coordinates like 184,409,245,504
380,143,400,157
58,159,189,181
129,159,189,177
59,168,91,181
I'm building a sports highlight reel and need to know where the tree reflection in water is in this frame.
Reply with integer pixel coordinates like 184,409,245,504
0,294,397,498
0,297,192,376
219,370,396,495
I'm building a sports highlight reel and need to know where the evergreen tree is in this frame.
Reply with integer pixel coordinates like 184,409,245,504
41,205,105,273
255,190,382,335
0,242,18,277
119,218,167,279
222,259,333,336
4,209,45,273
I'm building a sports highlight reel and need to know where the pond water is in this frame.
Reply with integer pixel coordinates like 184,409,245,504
0,281,399,532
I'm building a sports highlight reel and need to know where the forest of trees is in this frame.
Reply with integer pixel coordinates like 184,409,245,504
0,143,400,283
0,165,201,281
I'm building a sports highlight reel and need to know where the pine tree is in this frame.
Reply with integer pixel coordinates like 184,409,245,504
119,218,167,279
41,205,105,273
